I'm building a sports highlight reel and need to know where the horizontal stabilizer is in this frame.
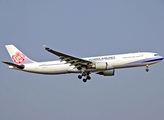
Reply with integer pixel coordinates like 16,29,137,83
2,61,24,69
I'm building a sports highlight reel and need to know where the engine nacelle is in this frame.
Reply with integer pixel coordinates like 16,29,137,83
97,69,115,76
95,62,107,70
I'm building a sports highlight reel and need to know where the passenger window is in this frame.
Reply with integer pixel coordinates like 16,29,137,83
154,54,159,56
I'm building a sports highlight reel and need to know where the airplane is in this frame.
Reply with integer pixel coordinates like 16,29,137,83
2,45,163,82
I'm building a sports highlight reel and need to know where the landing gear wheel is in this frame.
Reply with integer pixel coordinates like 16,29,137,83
86,76,91,80
82,72,86,76
83,78,87,82
146,69,149,72
78,75,82,79
87,72,90,75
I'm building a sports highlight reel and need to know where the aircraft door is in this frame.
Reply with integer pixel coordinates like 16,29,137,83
35,63,39,69
116,56,120,62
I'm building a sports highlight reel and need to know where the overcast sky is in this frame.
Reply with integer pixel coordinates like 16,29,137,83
1,0,164,120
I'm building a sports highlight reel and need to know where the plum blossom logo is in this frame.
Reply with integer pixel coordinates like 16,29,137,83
12,52,25,63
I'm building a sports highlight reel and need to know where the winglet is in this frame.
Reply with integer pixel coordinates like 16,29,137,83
43,45,46,49
43,45,50,50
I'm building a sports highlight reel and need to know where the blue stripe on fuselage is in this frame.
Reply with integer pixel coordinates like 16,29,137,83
126,56,163,65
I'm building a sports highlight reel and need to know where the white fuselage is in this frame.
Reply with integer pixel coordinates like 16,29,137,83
11,52,163,75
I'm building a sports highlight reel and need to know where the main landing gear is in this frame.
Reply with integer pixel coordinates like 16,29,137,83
146,65,149,72
78,72,91,82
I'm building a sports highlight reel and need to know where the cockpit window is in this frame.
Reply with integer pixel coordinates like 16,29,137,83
154,54,159,56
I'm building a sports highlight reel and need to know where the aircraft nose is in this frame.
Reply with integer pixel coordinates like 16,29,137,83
159,56,164,60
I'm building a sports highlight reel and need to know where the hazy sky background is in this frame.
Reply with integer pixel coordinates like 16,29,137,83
0,0,164,120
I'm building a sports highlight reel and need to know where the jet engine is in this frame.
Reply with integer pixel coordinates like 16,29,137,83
95,62,107,69
96,69,115,76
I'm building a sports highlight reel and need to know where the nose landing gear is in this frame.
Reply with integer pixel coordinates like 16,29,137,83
146,65,149,72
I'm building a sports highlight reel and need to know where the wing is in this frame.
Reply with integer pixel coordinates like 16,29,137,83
43,45,92,69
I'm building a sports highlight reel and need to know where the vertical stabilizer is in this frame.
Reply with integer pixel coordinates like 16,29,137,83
5,45,35,64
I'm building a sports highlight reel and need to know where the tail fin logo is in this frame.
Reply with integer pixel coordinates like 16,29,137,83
12,52,25,64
